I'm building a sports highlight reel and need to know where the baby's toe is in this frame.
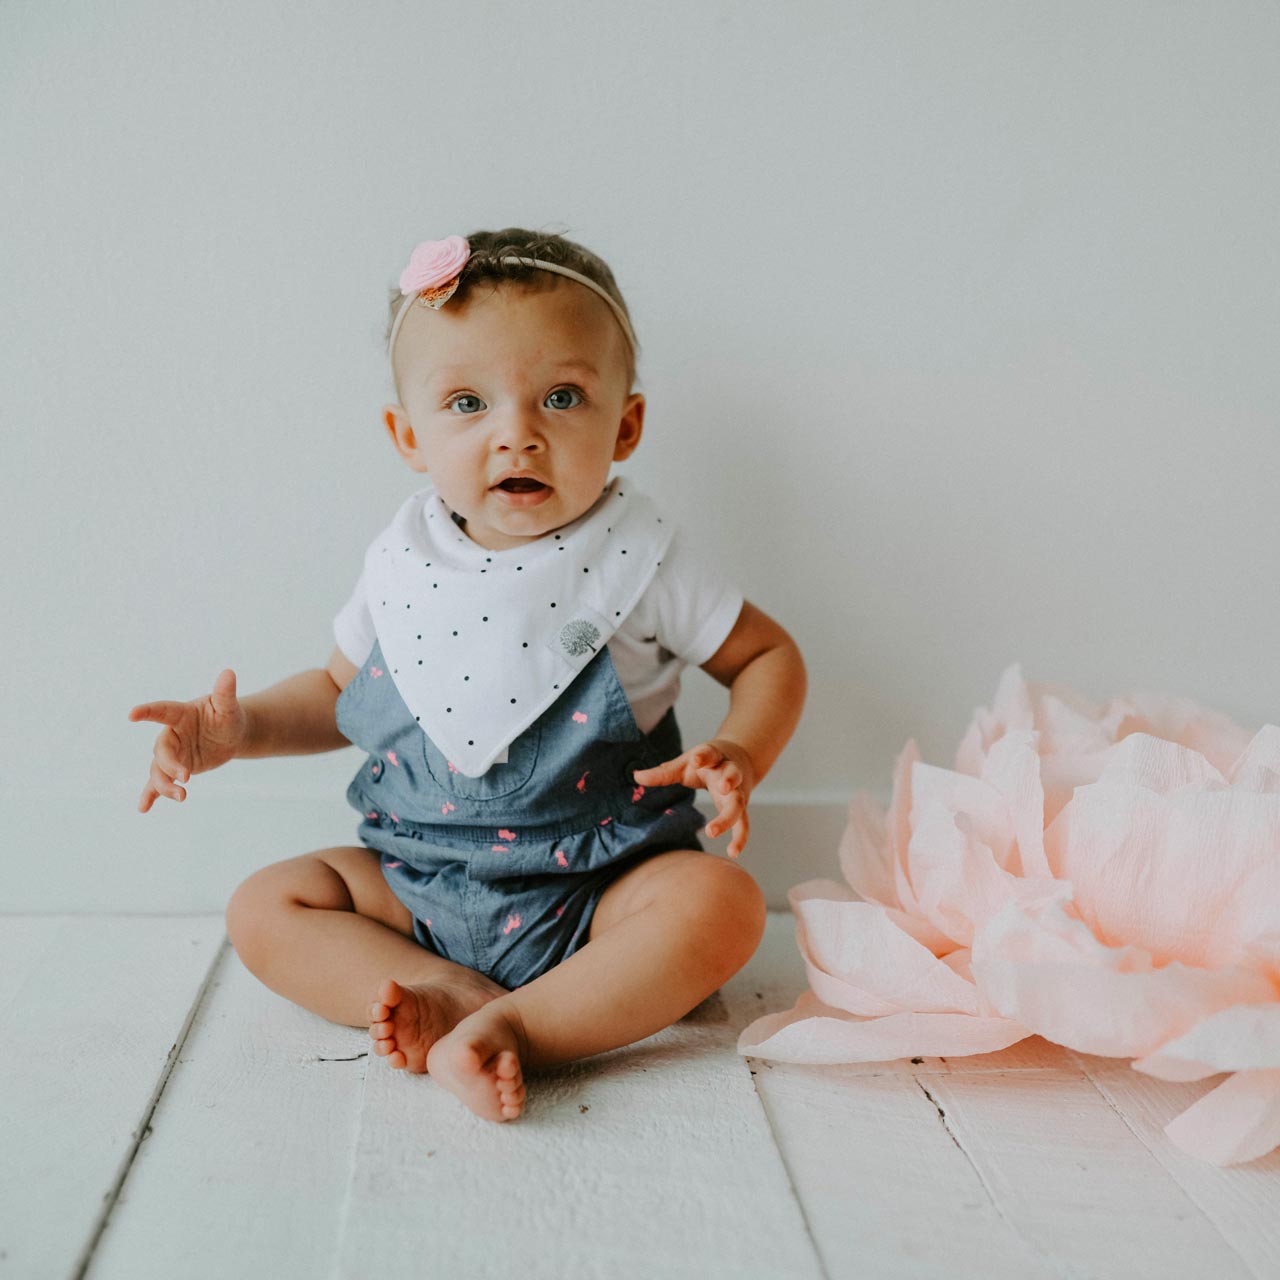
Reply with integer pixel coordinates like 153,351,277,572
495,1050,520,1080
370,1019,393,1037
375,977,403,1009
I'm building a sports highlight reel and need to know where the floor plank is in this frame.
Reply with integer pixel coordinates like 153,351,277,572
335,990,821,1279
0,916,224,1280
1071,1051,1280,1278
87,948,374,1278
925,1070,1252,1279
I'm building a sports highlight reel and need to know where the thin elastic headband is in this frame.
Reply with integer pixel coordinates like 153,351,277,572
388,243,637,365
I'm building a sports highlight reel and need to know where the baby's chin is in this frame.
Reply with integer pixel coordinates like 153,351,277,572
454,492,584,550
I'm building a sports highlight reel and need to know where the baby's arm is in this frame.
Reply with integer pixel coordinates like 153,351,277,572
237,647,355,757
632,602,806,857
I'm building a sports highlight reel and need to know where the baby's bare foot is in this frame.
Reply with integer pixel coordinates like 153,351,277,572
368,975,506,1074
425,1001,528,1123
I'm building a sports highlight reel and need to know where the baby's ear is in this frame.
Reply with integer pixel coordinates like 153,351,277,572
382,404,427,472
612,392,645,460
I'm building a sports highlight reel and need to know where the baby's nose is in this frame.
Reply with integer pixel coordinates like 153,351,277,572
492,411,545,447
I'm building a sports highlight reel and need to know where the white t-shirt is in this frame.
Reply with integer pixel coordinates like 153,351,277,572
333,516,744,737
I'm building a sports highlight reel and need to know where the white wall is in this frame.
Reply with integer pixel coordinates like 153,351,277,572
3,0,1277,911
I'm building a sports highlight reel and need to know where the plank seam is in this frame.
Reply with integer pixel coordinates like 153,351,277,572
68,934,231,1280
745,1056,833,1280
913,1076,1069,1278
329,1034,373,1279
1069,1051,1260,1280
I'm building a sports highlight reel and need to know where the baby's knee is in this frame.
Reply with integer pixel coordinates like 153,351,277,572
224,866,292,968
686,858,767,972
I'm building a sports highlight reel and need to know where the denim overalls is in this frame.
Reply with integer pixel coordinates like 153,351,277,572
334,635,705,990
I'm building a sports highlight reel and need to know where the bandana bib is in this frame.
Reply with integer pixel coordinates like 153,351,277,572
362,476,674,777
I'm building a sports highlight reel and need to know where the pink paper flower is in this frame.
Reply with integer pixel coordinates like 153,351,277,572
399,235,470,294
737,665,1280,1166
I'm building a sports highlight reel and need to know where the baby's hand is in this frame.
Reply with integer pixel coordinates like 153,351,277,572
127,669,250,813
632,739,756,859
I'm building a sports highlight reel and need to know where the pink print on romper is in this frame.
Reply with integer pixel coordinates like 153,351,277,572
554,850,569,867
572,711,588,724
370,666,384,678
387,751,399,766
503,912,522,935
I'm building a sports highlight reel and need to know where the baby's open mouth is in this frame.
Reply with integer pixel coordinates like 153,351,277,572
495,477,549,492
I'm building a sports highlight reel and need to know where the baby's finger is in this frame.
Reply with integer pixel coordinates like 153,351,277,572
155,727,188,782
726,807,751,859
148,758,186,805
632,757,684,786
704,787,744,839
128,700,187,726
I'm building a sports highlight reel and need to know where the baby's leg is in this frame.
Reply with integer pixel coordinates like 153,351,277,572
225,846,508,1068
425,849,767,1122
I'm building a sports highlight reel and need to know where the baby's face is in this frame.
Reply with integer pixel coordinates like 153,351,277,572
385,279,643,551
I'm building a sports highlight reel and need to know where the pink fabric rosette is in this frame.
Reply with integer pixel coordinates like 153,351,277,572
398,235,471,308
738,665,1280,1166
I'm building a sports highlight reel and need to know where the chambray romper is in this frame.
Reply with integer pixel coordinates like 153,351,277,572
334,634,705,990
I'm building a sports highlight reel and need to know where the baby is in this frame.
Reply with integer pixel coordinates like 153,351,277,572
129,227,807,1124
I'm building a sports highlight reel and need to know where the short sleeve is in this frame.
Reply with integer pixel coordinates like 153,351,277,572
642,524,744,667
332,568,375,668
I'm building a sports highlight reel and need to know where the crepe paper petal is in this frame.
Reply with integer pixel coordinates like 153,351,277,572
1161,1069,1280,1166
1132,1003,1280,1081
1037,692,1134,759
788,882,981,1015
1120,690,1256,779
887,739,920,913
910,760,1019,873
903,805,1019,948
971,894,1275,1058
880,903,956,953
1047,776,1280,970
736,988,1032,1063
1227,724,1280,792
837,789,897,908
1093,731,1228,793
979,731,1051,879
952,665,1034,775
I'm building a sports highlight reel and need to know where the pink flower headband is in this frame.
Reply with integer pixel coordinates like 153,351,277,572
387,234,637,364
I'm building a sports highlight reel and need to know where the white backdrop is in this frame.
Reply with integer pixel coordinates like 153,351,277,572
3,0,1277,911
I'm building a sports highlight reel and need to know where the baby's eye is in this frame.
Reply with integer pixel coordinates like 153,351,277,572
446,393,486,414
545,387,584,410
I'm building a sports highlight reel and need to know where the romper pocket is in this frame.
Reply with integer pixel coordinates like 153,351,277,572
420,719,543,801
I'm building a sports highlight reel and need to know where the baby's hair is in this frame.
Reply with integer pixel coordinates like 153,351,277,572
385,226,639,400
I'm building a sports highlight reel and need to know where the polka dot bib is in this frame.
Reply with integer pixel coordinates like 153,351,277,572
363,476,675,777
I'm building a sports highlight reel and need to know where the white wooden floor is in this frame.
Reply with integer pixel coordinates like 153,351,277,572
4,911,1279,1280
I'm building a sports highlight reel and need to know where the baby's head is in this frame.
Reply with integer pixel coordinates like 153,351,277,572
383,228,643,552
